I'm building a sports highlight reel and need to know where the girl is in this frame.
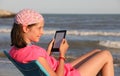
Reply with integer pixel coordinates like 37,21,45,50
9,9,114,76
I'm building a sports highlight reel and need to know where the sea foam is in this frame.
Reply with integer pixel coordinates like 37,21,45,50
99,40,120,48
1,28,120,37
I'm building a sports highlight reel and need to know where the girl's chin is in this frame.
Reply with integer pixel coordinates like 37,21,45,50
34,41,39,43
35,39,40,42
32,38,40,42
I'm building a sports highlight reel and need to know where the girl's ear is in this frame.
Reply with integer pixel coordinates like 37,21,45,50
22,26,29,33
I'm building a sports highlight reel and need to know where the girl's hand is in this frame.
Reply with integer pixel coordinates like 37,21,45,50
59,39,69,57
47,39,54,55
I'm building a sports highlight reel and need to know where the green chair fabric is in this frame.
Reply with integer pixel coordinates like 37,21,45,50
3,51,50,76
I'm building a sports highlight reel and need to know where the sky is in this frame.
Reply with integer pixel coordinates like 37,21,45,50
0,0,120,14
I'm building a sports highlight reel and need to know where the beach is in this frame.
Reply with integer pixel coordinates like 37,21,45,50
0,14,120,75
0,57,120,76
0,41,120,76
0,58,22,76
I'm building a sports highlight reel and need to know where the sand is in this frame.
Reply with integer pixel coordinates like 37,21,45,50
0,58,120,76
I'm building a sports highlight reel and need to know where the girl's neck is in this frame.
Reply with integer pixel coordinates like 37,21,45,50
27,43,32,46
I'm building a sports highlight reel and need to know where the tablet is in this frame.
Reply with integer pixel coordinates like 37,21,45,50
52,30,67,52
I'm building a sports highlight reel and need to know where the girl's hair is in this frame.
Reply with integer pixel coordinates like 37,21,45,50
11,23,26,48
11,9,44,48
11,23,35,48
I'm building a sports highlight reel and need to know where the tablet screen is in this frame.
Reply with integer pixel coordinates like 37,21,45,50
53,32,65,48
52,30,66,52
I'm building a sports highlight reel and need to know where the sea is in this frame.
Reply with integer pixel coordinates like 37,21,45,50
0,14,120,75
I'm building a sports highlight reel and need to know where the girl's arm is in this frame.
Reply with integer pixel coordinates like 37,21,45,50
55,39,69,75
38,56,65,76
47,39,54,55
39,39,69,76
38,57,57,76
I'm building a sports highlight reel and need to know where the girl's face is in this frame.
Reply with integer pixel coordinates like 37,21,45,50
24,21,44,43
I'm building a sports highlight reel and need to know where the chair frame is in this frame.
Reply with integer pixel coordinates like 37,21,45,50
3,51,50,76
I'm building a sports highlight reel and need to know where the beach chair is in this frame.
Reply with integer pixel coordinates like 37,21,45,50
3,51,50,76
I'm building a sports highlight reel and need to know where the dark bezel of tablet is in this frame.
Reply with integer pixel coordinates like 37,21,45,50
52,30,67,52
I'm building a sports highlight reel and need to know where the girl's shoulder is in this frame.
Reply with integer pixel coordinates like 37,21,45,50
9,45,47,63
9,45,46,53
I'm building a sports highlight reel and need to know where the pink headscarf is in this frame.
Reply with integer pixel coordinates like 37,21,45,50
14,9,44,26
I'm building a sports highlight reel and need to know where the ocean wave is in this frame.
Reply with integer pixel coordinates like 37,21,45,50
99,40,120,48
67,30,120,36
0,28,11,33
1,28,120,37
45,30,120,37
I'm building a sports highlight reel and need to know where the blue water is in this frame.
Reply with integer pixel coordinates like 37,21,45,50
0,14,120,75
0,14,120,57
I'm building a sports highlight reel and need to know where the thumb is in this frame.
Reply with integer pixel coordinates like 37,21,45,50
61,39,65,44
